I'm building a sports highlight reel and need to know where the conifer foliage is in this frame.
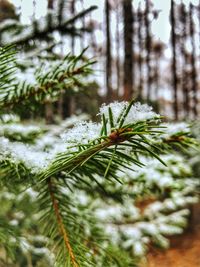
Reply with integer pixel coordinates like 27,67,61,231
0,46,199,266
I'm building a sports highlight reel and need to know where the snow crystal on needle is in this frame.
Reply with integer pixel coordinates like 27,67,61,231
127,102,159,123
61,121,101,145
99,101,159,126
99,101,128,123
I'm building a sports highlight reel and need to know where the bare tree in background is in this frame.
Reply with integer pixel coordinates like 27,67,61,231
105,0,112,103
115,0,121,97
152,41,164,101
123,0,133,101
48,0,54,9
70,0,76,54
179,3,190,118
58,0,64,25
69,0,76,115
45,0,55,124
189,3,198,117
145,0,152,101
80,0,85,51
57,0,65,119
198,1,200,53
137,5,144,100
170,0,178,120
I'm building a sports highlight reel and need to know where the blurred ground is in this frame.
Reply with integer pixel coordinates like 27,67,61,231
140,203,200,267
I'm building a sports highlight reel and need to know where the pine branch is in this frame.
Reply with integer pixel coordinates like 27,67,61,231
152,123,200,152
0,157,31,186
38,179,109,266
0,87,198,265
0,47,95,109
0,218,19,260
2,6,98,46
40,120,162,181
3,63,92,107
48,178,79,267
0,46,16,93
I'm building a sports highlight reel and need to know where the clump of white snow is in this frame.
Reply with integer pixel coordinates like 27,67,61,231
99,101,159,127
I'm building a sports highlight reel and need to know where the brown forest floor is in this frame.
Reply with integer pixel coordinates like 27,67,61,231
140,203,200,267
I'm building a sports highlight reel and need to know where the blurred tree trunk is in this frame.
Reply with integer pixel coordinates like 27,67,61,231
198,1,200,53
70,0,75,54
115,0,121,98
45,101,54,124
180,3,190,118
123,0,133,101
105,0,112,103
152,41,163,103
189,3,198,118
80,0,85,50
45,0,55,124
170,0,178,120
137,6,143,99
58,0,64,25
145,0,152,101
69,0,76,115
57,0,65,119
48,0,54,9
57,92,64,119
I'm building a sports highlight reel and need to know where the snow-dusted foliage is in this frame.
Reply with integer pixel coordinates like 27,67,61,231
0,101,161,174
0,42,199,266
0,113,20,123
0,123,42,142
89,153,199,256
0,114,90,173
99,101,159,127
0,101,199,265
0,137,49,172
159,122,190,139
61,121,102,145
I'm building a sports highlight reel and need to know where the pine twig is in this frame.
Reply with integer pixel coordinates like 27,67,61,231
2,65,90,108
48,178,79,267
